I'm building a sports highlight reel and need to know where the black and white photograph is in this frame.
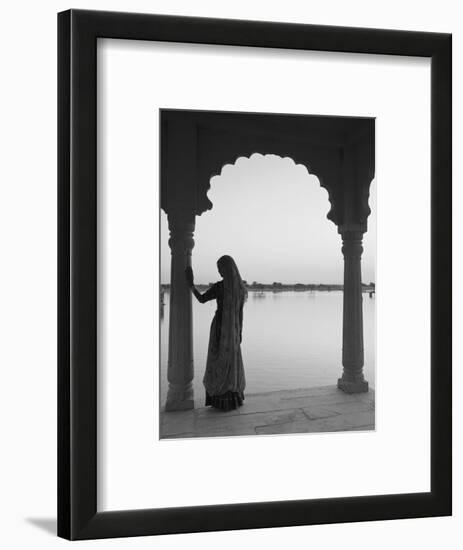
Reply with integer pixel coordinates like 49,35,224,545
159,109,376,438
0,0,456,547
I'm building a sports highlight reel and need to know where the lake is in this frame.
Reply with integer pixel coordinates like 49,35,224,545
160,290,375,404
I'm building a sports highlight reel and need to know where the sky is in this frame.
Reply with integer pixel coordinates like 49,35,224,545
160,153,376,285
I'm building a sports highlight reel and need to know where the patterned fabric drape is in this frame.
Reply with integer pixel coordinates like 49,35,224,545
203,256,246,396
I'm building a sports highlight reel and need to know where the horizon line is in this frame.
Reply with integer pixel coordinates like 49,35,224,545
160,281,376,286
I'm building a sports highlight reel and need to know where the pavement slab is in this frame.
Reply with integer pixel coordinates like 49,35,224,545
160,385,375,439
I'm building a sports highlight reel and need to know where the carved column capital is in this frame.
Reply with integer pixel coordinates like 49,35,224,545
168,224,195,253
341,231,364,258
167,213,195,254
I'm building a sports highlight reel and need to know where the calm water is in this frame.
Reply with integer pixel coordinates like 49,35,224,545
160,290,375,403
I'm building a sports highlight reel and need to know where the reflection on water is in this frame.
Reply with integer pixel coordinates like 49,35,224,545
160,290,375,404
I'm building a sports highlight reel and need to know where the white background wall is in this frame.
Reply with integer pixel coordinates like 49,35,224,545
0,0,459,548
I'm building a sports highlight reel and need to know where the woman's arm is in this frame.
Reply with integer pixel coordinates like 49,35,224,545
192,287,210,304
185,267,217,304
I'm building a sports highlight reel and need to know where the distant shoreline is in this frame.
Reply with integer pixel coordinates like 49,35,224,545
160,283,375,292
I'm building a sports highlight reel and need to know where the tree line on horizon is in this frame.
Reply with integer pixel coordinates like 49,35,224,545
160,281,376,291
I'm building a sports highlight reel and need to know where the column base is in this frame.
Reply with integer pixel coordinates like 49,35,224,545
337,377,369,394
165,383,194,412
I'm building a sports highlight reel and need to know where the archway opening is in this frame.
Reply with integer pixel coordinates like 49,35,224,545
160,153,375,403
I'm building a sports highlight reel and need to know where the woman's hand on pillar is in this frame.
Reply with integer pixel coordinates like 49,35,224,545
185,266,194,288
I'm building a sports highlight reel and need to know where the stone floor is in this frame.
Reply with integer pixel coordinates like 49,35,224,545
160,385,375,439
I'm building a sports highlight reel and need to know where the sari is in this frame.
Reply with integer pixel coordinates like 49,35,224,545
196,256,246,411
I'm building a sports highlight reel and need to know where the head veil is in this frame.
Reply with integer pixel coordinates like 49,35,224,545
203,255,247,396
218,255,247,342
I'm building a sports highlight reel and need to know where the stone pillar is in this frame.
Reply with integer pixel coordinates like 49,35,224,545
165,214,195,411
338,231,369,393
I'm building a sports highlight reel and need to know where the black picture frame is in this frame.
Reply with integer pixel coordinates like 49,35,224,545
58,9,452,540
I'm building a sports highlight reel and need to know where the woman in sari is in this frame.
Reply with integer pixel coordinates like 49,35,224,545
185,255,246,411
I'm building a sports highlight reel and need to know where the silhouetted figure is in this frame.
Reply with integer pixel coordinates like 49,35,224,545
160,289,165,321
185,256,246,411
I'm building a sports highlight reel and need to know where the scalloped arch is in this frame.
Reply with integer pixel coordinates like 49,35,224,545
197,152,339,226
